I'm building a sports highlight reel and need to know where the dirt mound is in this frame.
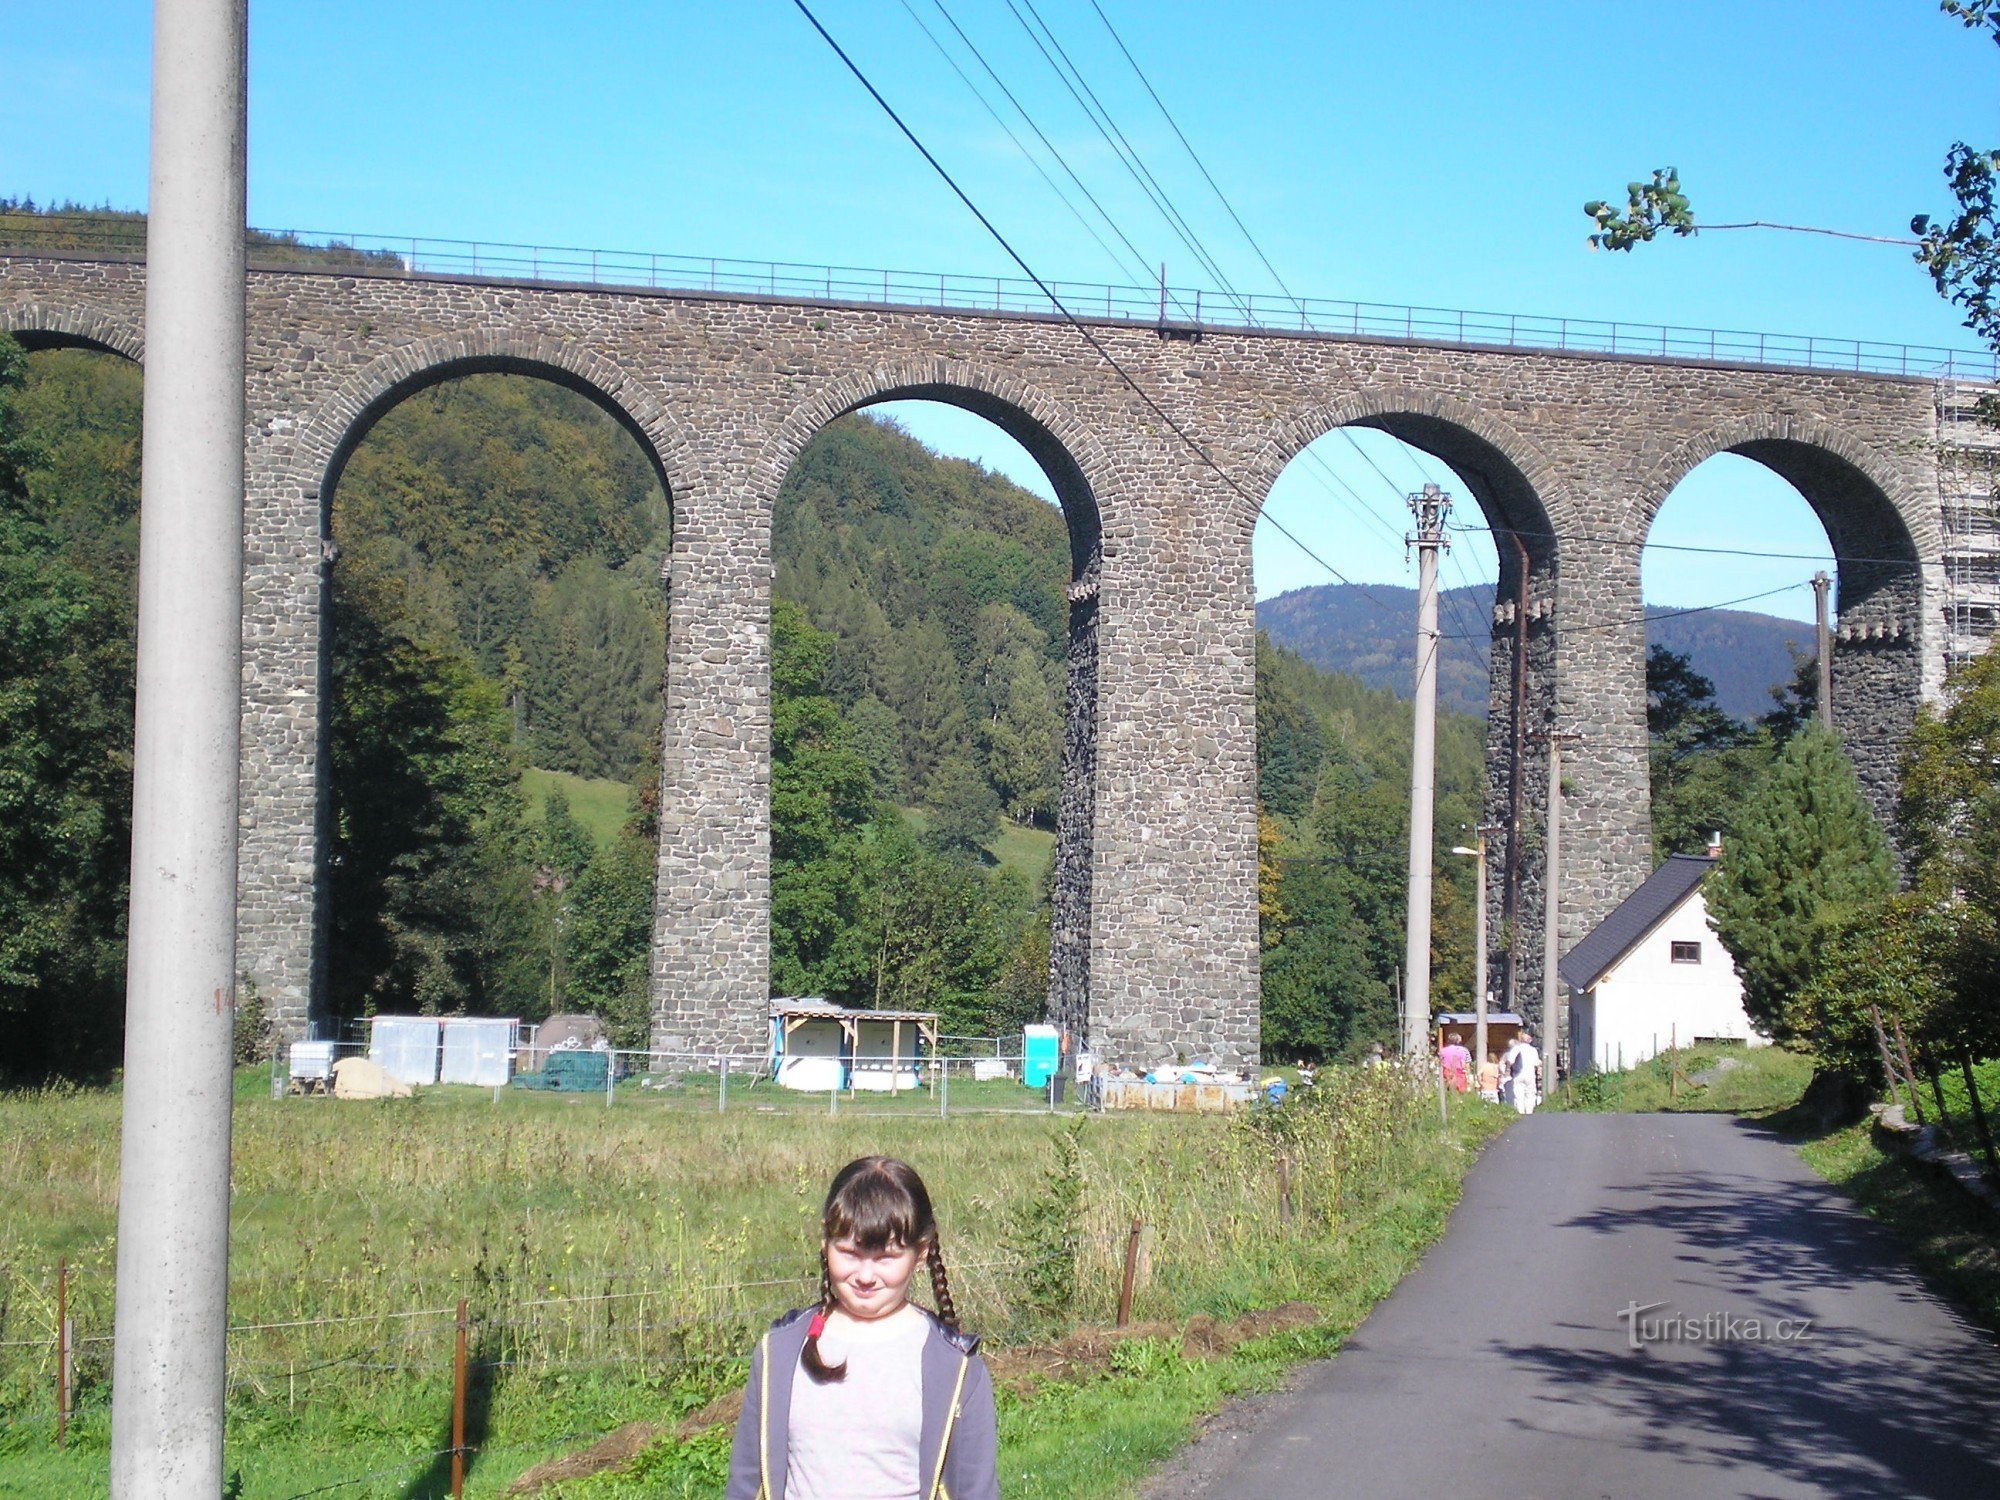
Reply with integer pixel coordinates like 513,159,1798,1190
501,1392,746,1497
504,1421,660,1496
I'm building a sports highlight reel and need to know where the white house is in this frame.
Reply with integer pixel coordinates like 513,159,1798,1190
1559,852,1767,1073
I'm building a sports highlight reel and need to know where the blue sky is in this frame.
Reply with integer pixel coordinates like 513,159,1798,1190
7,1,1994,621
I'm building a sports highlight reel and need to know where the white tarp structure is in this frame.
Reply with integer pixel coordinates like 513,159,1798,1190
769,998,937,1093
369,1015,442,1086
441,1017,518,1086
778,1054,846,1092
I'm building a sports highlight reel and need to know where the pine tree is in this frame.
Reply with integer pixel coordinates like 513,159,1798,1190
1706,727,1895,1039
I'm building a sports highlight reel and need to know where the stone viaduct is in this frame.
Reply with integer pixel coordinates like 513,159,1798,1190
3,249,1978,1070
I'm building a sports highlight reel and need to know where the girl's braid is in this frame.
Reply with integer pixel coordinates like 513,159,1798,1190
926,1239,959,1331
801,1257,847,1383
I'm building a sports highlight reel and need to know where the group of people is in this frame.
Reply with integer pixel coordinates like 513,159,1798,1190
1438,1028,1544,1114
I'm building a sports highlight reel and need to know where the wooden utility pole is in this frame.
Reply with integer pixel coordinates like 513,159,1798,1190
1453,828,1499,1068
1539,731,1582,1096
1811,571,1834,732
451,1299,470,1499
1403,484,1451,1056
1502,533,1531,1016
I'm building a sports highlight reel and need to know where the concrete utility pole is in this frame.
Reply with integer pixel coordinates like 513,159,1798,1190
1539,733,1581,1098
1452,827,1498,1069
1811,570,1834,732
1402,484,1451,1057
110,4,247,1497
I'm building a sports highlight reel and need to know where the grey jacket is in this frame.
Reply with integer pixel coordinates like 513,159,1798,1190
724,1306,1000,1500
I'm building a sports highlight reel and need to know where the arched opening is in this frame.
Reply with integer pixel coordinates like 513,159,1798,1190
764,387,1100,1054
0,332,143,1076
316,362,672,1046
1252,407,1545,1062
1640,436,1926,855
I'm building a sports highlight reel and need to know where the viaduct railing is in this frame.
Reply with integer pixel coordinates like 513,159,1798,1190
5,216,1997,382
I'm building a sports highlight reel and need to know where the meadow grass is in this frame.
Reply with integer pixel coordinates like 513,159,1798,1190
0,1067,1507,1498
520,768,635,849
894,809,1055,890
1548,1041,1816,1116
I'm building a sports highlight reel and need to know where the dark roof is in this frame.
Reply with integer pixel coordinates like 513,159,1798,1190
1559,854,1716,992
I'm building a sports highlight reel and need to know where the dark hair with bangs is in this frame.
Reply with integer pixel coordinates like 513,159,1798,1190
802,1156,959,1383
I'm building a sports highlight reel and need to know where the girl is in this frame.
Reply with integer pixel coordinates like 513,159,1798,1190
726,1157,1000,1500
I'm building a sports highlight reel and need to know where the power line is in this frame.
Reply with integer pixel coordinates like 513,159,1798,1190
793,0,1502,706
894,0,1149,289
1449,517,1894,568
1085,0,1309,313
785,0,1363,600
1003,0,1249,315
919,0,1183,307
1438,577,1818,641
980,1,1489,655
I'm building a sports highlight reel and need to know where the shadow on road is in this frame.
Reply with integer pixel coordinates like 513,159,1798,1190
1495,1118,2000,1499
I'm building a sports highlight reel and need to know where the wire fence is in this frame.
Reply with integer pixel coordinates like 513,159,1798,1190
5,216,1995,382
272,1033,1099,1119
0,1060,1468,1499
0,1238,1108,1498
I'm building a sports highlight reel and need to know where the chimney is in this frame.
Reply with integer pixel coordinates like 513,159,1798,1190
1706,831,1723,860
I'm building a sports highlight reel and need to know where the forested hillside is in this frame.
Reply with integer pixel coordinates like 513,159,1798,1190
1255,634,1484,1059
1259,581,1816,722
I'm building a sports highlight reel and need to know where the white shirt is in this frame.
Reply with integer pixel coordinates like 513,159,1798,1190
1507,1042,1541,1092
786,1303,929,1500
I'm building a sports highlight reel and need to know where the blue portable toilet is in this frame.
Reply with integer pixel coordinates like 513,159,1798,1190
1022,1024,1060,1089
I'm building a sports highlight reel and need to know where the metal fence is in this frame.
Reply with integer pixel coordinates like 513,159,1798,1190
6,216,1996,382
274,1037,1080,1119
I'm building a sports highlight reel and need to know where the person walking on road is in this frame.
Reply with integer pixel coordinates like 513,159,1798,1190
1476,1050,1501,1104
1439,1031,1472,1093
1502,1030,1542,1115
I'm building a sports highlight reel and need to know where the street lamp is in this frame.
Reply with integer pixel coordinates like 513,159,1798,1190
1451,828,1497,1072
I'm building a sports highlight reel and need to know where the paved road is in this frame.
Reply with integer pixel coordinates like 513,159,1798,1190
1155,1113,2000,1500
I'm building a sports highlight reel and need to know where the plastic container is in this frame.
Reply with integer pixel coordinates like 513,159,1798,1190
1022,1024,1060,1089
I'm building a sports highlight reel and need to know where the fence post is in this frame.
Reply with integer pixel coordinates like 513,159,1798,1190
718,1056,729,1114
55,1260,71,1447
606,1050,615,1108
451,1298,470,1500
1278,1157,1294,1226
940,1057,949,1120
1116,1219,1143,1327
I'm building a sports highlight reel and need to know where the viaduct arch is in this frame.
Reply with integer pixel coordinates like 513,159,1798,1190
1,249,1979,1070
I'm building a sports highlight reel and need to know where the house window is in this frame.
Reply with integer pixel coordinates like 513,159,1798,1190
1671,940,1702,965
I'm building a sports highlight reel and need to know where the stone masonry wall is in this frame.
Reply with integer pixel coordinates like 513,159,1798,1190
0,252,1953,1069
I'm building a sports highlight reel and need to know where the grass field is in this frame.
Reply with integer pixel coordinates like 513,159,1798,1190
0,1065,1507,1499
1548,1041,1817,1116
897,808,1056,889
521,768,636,849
